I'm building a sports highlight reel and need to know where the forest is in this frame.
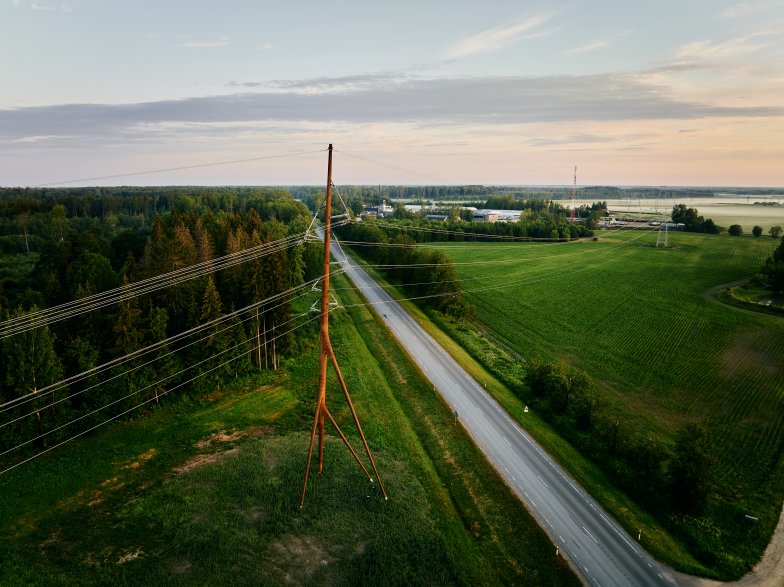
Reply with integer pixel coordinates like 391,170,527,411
0,187,323,467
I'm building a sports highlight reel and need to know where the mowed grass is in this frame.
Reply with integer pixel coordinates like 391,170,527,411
0,273,577,586
436,230,784,575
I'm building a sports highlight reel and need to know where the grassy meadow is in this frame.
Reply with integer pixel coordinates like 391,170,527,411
429,229,784,577
0,272,577,586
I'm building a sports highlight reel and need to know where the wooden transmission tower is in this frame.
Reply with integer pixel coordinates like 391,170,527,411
300,145,387,506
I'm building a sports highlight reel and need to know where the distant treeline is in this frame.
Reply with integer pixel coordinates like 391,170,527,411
334,221,471,320
363,201,597,241
0,187,321,462
0,186,304,249
671,204,721,233
289,184,780,207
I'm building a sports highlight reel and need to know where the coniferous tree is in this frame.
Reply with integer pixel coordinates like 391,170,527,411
110,277,145,414
1,307,69,448
195,276,227,392
142,305,178,405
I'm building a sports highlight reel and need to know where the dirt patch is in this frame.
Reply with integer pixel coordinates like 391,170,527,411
173,447,239,474
270,534,332,584
116,547,143,565
248,425,273,438
174,453,221,474
236,505,267,525
171,560,192,575
120,448,157,470
195,429,246,449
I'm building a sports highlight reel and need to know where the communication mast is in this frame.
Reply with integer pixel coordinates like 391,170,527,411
570,165,577,221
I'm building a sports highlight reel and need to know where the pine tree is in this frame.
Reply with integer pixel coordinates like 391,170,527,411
110,277,145,414
194,276,226,392
142,306,178,406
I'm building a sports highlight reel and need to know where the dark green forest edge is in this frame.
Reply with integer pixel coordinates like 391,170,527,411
338,204,784,581
0,187,578,585
723,228,784,315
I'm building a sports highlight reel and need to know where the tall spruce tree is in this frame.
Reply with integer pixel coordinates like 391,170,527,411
1,306,68,448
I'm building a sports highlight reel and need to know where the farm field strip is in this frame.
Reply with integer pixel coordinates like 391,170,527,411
439,233,784,493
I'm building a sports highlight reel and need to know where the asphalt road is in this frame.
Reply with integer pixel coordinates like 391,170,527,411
330,236,679,587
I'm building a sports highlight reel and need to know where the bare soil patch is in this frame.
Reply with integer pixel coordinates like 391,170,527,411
269,534,332,584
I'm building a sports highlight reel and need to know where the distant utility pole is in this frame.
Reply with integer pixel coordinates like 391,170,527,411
570,166,577,221
656,220,669,248
300,144,387,507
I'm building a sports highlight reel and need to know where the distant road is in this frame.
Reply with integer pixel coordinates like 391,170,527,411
330,235,678,587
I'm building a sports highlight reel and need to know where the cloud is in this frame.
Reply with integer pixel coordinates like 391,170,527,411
258,43,273,51
0,73,780,149
444,14,554,59
13,1,72,11
181,36,230,48
718,1,784,19
12,134,79,144
674,34,769,61
564,40,609,55
528,134,618,147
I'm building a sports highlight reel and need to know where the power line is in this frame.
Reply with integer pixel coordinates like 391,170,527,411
0,232,304,337
0,219,347,339
325,227,656,320
335,149,451,184
339,227,653,310
0,275,335,425
36,148,326,187
0,307,327,475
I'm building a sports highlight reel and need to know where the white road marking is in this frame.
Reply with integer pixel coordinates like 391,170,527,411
583,526,599,544
504,436,512,447
600,513,638,554
537,474,549,488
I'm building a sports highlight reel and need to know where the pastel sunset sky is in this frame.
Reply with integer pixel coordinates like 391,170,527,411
2,0,783,186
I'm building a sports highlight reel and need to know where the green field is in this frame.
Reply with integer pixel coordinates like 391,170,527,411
436,230,784,576
0,273,577,586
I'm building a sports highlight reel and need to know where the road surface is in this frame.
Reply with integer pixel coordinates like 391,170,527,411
330,235,678,587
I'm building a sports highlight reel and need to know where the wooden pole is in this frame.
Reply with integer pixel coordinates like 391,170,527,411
300,144,386,507
316,144,333,472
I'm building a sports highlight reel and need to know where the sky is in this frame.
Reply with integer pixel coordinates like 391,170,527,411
1,0,783,187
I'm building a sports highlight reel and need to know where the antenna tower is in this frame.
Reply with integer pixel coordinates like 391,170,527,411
570,165,577,221
300,145,387,506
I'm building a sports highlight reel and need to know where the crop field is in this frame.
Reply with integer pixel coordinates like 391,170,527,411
437,230,784,569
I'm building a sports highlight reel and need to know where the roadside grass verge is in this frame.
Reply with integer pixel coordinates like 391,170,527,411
0,271,578,586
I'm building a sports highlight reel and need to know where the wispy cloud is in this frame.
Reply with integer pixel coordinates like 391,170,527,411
718,1,784,19
258,43,273,51
1,73,779,150
444,14,554,59
13,1,72,12
564,40,609,55
674,33,770,61
12,134,78,144
181,36,230,48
